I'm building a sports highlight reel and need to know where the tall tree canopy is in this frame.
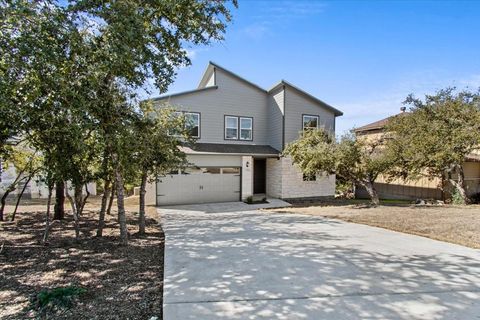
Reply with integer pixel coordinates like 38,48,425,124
1,0,237,244
386,88,480,204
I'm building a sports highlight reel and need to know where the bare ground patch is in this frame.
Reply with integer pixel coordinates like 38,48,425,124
0,197,163,320
269,200,480,249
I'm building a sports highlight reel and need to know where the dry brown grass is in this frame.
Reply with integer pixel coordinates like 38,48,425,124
269,200,480,249
0,196,163,320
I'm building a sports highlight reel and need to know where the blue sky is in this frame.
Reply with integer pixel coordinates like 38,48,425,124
155,0,480,135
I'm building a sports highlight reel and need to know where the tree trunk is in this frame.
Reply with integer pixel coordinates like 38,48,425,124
0,172,22,221
138,173,147,235
113,154,128,246
53,180,65,220
42,184,54,244
106,182,115,216
97,179,110,237
362,180,380,206
11,175,32,222
74,183,84,217
450,165,469,204
66,184,81,240
80,183,91,214
0,189,9,221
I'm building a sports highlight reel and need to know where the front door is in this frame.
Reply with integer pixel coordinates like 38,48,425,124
253,159,266,194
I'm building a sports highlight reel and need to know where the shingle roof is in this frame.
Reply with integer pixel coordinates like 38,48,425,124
181,143,280,156
355,112,408,133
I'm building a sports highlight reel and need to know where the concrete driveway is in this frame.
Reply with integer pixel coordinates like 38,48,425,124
160,202,480,319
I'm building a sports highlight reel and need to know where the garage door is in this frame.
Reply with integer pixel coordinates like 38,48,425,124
156,167,241,205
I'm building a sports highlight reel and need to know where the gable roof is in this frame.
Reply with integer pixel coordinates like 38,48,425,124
205,61,267,93
151,62,343,117
354,112,408,133
269,80,343,117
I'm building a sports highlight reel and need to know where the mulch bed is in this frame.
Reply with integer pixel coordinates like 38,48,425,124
0,206,164,319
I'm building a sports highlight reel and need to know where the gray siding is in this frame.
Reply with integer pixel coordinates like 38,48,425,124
284,87,336,145
267,86,284,151
156,68,269,145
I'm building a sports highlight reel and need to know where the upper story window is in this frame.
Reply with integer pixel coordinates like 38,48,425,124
240,117,253,140
225,115,253,141
303,114,319,131
170,111,200,138
225,116,238,139
185,112,200,138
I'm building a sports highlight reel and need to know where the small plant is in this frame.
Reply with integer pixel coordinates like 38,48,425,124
32,286,87,315
451,189,466,205
245,196,253,204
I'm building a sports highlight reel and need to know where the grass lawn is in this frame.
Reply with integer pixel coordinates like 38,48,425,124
270,199,480,249
0,196,163,320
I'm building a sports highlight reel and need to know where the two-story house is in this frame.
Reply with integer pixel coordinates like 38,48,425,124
145,62,343,206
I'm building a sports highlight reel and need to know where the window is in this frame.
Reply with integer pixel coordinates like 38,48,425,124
225,116,253,140
169,111,200,138
240,117,253,140
222,167,240,174
180,167,240,175
185,112,200,138
303,115,319,131
303,173,316,181
225,116,238,139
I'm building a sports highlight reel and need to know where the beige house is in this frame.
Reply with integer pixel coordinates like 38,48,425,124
354,112,480,200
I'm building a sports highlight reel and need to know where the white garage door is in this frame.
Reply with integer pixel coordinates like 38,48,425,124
156,167,241,205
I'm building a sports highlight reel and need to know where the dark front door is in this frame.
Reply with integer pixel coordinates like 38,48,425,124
253,159,266,194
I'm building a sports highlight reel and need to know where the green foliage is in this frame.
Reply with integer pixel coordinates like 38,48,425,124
386,87,480,204
245,196,253,204
285,129,391,185
451,189,465,205
284,129,392,204
1,0,237,240
32,286,87,315
68,0,237,91
128,105,191,183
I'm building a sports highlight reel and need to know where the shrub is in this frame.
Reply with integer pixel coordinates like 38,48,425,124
245,196,253,204
32,286,87,315
451,189,466,205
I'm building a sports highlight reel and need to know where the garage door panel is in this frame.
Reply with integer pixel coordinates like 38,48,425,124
156,167,241,205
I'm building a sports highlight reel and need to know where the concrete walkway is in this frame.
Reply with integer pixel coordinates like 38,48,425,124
160,202,480,319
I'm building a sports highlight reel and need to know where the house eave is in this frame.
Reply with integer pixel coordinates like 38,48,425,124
149,86,218,101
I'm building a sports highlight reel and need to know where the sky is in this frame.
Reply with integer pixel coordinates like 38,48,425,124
152,0,480,135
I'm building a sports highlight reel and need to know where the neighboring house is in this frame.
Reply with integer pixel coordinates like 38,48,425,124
145,62,343,206
0,163,96,200
354,111,480,200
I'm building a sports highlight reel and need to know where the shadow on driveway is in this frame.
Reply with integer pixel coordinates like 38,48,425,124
160,208,480,319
